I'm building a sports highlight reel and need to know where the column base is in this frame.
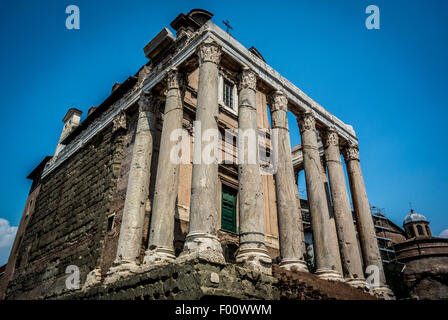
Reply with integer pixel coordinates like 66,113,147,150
235,247,272,275
178,232,225,264
82,268,102,290
104,260,140,284
345,278,367,289
315,268,344,282
279,258,309,273
143,246,175,265
370,285,396,300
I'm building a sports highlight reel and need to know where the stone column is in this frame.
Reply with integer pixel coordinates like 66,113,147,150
181,40,225,263
270,91,307,272
343,143,394,298
107,93,155,281
322,128,366,287
234,67,272,275
297,111,342,280
319,155,344,276
144,68,184,264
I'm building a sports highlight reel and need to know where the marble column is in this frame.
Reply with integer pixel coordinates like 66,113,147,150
235,67,272,275
270,91,307,272
107,93,155,280
322,128,366,287
297,111,342,280
181,40,225,263
319,154,344,276
144,68,184,264
343,143,394,297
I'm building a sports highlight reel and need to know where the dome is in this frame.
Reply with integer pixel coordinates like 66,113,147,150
403,209,428,225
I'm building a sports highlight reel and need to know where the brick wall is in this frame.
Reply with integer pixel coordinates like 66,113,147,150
6,123,126,299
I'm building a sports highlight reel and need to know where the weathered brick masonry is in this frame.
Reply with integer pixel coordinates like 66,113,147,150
6,124,126,299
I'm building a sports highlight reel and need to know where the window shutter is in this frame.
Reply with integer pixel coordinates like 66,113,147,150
221,185,237,233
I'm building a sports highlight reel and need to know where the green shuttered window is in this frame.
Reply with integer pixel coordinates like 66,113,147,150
221,185,237,233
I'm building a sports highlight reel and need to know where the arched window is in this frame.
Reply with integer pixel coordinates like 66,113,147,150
409,227,415,238
425,225,430,236
417,225,424,236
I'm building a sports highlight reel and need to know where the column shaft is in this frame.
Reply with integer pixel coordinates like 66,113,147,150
297,112,342,280
235,68,271,274
182,40,224,263
270,91,307,272
320,156,344,276
111,93,155,274
343,144,393,297
323,129,365,287
144,68,184,264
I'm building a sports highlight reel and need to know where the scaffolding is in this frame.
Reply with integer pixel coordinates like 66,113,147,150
371,206,398,264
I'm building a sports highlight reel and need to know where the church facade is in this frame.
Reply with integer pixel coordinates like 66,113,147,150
0,9,393,300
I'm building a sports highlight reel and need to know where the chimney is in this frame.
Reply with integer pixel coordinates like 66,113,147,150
54,108,82,156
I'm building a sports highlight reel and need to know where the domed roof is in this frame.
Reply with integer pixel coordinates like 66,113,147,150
403,209,428,225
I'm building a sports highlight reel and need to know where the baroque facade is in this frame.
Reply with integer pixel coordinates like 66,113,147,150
0,9,394,300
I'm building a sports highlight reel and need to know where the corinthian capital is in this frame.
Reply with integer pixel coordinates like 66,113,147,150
166,68,184,91
197,39,221,65
138,92,159,113
322,127,339,148
238,67,257,91
342,143,360,162
268,91,288,112
297,111,316,132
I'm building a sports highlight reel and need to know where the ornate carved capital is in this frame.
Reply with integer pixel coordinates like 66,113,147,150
138,92,159,113
268,91,288,112
238,67,257,91
197,39,221,65
113,111,127,132
342,143,360,162
322,128,339,148
297,111,316,133
165,68,184,91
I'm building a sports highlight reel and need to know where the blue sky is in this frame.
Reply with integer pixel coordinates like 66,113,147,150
0,0,447,264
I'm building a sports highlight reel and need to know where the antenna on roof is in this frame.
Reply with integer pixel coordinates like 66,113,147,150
223,20,233,34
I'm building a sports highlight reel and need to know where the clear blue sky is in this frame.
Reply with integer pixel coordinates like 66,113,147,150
0,0,447,263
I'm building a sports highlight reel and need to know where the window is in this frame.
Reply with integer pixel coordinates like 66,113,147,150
425,225,430,236
221,184,237,233
219,75,238,114
417,225,424,236
223,79,233,109
409,227,415,238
